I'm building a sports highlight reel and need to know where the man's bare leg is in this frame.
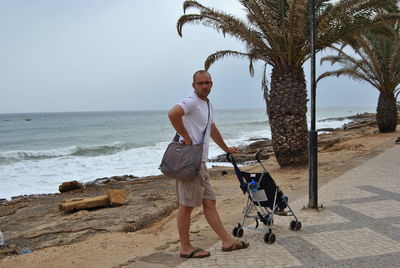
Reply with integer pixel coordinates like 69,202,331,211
177,204,210,256
202,199,239,248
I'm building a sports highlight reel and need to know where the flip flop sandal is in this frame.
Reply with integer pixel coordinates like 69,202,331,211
222,240,249,252
180,248,210,258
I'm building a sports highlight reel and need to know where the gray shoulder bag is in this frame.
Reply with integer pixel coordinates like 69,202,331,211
160,100,210,181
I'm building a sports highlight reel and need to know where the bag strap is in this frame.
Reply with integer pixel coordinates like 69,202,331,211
174,99,210,143
202,99,210,142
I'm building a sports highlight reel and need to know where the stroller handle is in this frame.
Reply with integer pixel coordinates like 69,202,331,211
226,153,233,163
226,149,262,163
225,153,247,194
255,149,262,162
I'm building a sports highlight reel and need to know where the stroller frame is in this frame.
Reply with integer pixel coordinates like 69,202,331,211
227,150,301,244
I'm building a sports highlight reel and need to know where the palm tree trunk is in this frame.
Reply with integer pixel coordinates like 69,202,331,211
376,92,398,133
266,66,308,166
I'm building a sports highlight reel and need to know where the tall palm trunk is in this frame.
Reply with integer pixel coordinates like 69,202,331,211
267,66,308,166
376,92,398,132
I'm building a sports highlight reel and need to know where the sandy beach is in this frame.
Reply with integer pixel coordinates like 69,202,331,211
1,116,399,268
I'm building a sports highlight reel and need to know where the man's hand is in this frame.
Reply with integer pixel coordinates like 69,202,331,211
180,136,193,145
168,105,192,145
225,146,238,154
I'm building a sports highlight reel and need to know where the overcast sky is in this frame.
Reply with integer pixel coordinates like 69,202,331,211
0,0,379,114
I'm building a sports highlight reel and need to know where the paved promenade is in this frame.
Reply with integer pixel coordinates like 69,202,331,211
177,145,400,268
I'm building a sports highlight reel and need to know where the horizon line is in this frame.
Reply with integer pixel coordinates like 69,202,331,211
0,105,377,115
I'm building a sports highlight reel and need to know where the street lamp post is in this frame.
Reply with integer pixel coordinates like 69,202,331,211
308,0,318,209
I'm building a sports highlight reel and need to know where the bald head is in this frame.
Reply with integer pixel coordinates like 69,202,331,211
193,70,212,83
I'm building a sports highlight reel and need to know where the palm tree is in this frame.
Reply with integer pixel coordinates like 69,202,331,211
319,21,400,132
177,0,398,166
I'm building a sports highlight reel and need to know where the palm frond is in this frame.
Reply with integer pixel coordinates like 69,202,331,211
262,63,270,112
320,19,400,95
318,68,380,89
177,2,267,52
317,0,400,50
204,50,251,72
177,0,400,78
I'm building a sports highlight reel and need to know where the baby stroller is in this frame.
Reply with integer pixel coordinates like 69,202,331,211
227,150,301,244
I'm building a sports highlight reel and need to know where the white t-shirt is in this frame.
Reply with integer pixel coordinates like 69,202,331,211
177,92,215,161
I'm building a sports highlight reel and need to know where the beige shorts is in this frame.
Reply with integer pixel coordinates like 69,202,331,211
176,162,217,207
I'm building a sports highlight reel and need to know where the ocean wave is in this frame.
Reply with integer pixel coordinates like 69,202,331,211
0,142,136,164
220,120,268,128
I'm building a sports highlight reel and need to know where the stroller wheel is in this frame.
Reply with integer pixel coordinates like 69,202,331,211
232,227,238,237
290,220,296,230
232,227,244,237
290,220,302,231
263,232,276,244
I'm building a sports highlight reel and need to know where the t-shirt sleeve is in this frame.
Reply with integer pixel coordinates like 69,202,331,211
177,96,196,114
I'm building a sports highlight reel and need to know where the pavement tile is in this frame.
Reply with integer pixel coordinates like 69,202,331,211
344,199,400,218
318,186,378,204
303,227,400,260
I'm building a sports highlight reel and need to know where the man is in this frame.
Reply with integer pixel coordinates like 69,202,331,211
168,70,249,258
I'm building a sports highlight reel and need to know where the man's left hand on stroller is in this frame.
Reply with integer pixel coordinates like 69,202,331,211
225,146,238,154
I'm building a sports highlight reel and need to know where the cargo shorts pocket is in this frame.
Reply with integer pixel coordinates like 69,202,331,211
184,183,194,200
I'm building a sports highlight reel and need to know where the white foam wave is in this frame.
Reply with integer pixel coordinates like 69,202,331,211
0,118,352,200
0,142,135,164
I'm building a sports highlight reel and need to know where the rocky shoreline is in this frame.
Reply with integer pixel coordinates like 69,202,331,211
0,174,178,257
0,112,385,259
210,112,378,164
1,112,378,204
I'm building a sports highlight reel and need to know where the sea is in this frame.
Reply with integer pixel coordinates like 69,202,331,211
0,106,375,200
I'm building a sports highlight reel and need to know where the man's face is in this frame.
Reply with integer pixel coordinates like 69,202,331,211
192,72,213,100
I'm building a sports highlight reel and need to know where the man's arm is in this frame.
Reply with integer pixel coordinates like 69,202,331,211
168,105,192,145
210,123,238,154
